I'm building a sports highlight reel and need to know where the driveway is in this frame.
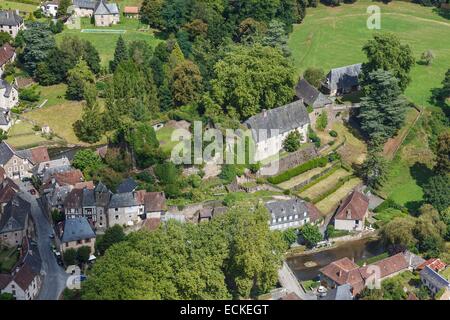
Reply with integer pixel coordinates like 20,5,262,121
18,182,69,300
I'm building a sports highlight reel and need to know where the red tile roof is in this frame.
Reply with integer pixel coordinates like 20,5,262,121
123,6,139,14
305,202,321,222
335,190,369,221
64,188,83,209
0,184,17,203
30,146,50,164
45,169,84,187
319,257,365,295
0,43,15,67
359,253,409,280
417,258,447,272
13,264,37,291
144,192,166,212
74,181,95,190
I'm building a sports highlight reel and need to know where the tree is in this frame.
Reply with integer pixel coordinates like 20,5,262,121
434,131,450,175
57,0,71,17
421,50,435,66
109,36,128,73
0,31,12,46
0,129,7,143
359,148,388,189
140,0,165,28
0,293,15,300
299,223,322,248
74,83,104,143
171,60,203,106
72,149,103,178
283,130,302,152
50,20,64,34
219,164,237,183
381,217,416,249
316,111,328,131
63,248,77,265
423,175,450,213
66,59,95,100
361,33,415,92
282,228,298,247
358,69,407,142
303,67,325,88
237,18,266,44
77,246,91,265
261,19,290,56
19,22,56,76
210,45,294,120
82,40,101,74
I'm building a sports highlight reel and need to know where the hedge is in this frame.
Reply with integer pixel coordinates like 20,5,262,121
296,164,341,193
311,175,354,204
268,156,329,185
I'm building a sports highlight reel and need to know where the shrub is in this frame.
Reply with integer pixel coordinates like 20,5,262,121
308,128,321,147
267,156,329,184
329,130,338,137
19,86,40,102
283,130,302,152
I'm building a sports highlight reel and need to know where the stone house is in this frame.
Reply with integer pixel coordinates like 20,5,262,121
333,190,369,232
0,142,33,180
63,188,83,219
143,192,166,219
265,198,321,231
93,182,112,229
322,63,362,97
107,192,143,227
0,195,34,247
60,217,96,254
244,100,310,162
420,266,450,297
0,10,25,38
94,0,120,27
0,79,19,110
123,6,139,18
41,1,59,17
72,0,97,17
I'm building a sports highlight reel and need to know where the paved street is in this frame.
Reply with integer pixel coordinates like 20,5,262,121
19,182,69,300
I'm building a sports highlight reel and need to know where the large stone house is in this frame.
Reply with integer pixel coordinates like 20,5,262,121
322,63,362,97
72,0,97,17
0,10,25,38
60,217,96,254
244,100,310,162
93,0,120,26
0,142,50,180
0,195,34,247
107,192,144,227
93,182,112,229
0,238,42,300
333,190,369,232
0,79,19,110
265,198,321,231
0,43,16,78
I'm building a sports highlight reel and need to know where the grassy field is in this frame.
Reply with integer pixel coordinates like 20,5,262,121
57,17,161,66
0,0,38,13
0,246,19,273
315,177,362,214
5,120,58,149
277,162,333,190
299,168,351,199
288,0,450,108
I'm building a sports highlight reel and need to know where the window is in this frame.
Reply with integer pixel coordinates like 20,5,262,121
115,215,119,220
77,240,82,244
355,220,360,225
115,208,118,211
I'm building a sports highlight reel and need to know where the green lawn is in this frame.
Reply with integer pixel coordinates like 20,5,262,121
277,162,333,190
299,168,351,199
315,177,362,215
57,17,161,66
0,0,38,13
288,0,450,108
6,120,58,149
0,246,19,273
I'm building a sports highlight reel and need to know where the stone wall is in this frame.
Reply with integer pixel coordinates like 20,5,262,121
260,145,318,176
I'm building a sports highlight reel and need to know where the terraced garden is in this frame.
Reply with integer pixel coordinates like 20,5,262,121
299,168,351,200
314,177,362,214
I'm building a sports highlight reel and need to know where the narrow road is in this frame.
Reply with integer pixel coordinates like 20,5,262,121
278,261,316,300
19,182,69,300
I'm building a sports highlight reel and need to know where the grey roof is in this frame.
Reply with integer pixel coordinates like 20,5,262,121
404,250,426,269
82,188,95,207
41,164,73,183
73,0,97,9
420,266,450,291
0,195,30,234
94,0,119,15
95,181,109,193
244,100,310,143
296,79,332,108
322,284,353,300
45,185,71,207
0,79,15,98
0,108,9,126
61,217,95,242
325,63,362,91
117,178,138,193
265,198,311,227
34,157,71,176
109,192,137,208
0,141,16,165
0,10,23,26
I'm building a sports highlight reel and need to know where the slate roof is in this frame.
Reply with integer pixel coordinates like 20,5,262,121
265,198,319,226
0,273,11,290
321,284,353,300
64,188,83,209
94,0,119,15
420,266,450,291
116,177,138,193
34,157,70,176
45,185,71,207
0,141,15,165
0,195,30,234
144,192,166,212
324,63,362,91
0,184,17,203
335,190,369,221
0,43,15,67
0,108,10,126
109,192,138,208
73,0,97,9
61,217,95,242
295,78,332,108
82,188,95,207
0,10,23,26
0,79,15,98
244,100,310,143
